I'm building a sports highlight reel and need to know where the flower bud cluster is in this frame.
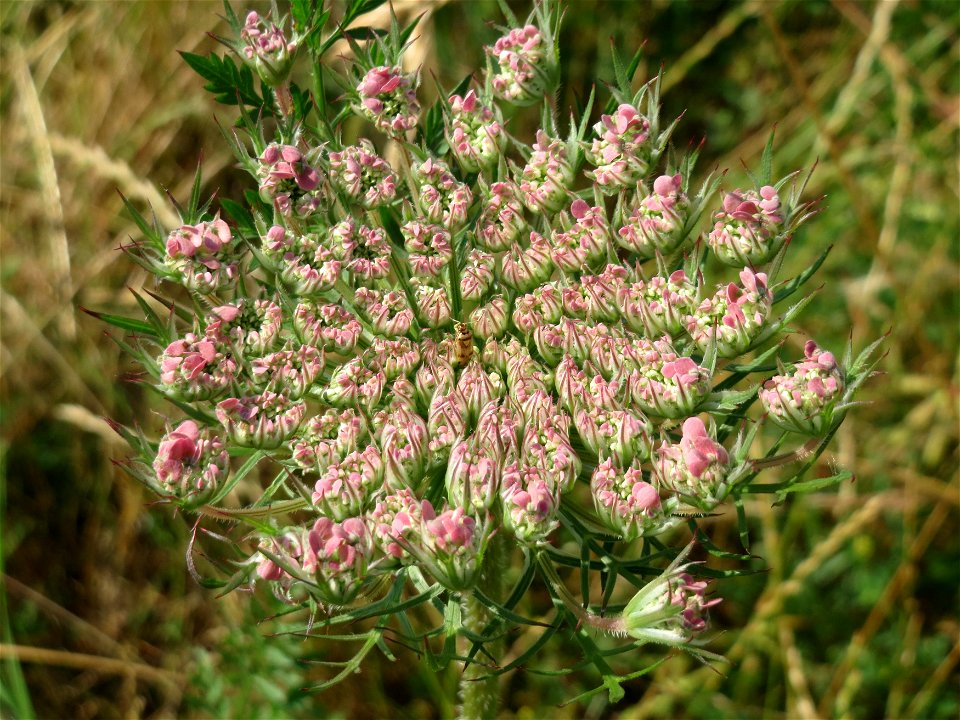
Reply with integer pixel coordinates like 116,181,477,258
328,140,398,208
487,25,551,104
165,217,237,292
586,104,651,189
257,144,321,215
153,420,228,503
708,186,784,265
356,66,421,137
760,340,844,434
687,268,770,357
446,91,505,172
616,174,691,257
240,11,296,87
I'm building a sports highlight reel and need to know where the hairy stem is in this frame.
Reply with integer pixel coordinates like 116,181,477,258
458,535,507,720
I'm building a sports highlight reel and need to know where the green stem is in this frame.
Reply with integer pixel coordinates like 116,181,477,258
458,534,507,720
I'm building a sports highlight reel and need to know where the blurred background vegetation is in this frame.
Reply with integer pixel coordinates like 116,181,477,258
1,0,957,718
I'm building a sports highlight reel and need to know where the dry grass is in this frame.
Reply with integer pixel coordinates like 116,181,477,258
0,1,957,718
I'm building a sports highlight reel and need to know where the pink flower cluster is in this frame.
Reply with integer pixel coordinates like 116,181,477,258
616,174,690,257
760,340,844,434
624,564,721,645
488,25,548,104
206,299,283,356
263,225,341,296
446,90,504,172
586,104,651,189
328,140,398,208
654,417,730,508
159,332,237,400
292,407,368,476
708,186,784,265
519,131,573,212
293,303,362,354
414,158,473,229
475,182,526,252
165,218,236,292
153,420,228,503
687,268,771,357
215,391,306,449
627,337,712,418
590,458,665,540
621,269,698,338
551,199,611,273
240,10,296,86
257,144,321,215
356,65,421,137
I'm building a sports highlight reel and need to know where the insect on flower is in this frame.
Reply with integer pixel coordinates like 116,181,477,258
453,322,474,367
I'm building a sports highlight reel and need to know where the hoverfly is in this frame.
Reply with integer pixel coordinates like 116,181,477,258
453,322,473,367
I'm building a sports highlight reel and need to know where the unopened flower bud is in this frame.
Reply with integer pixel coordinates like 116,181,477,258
617,175,691,257
590,459,668,540
460,249,496,306
445,437,500,511
312,446,383,520
356,65,420,137
586,104,651,190
354,287,414,338
708,185,785,266
215,391,305,449
760,340,844,434
153,420,228,504
654,417,731,508
687,268,770,357
469,296,510,340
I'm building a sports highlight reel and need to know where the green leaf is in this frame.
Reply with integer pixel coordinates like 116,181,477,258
759,126,776,186
118,191,164,251
773,244,832,305
219,198,256,236
81,307,158,337
772,470,853,504
180,51,266,112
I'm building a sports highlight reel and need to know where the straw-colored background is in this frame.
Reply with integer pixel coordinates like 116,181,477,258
1,1,957,718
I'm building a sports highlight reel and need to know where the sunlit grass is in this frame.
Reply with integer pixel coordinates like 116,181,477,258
1,1,956,718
